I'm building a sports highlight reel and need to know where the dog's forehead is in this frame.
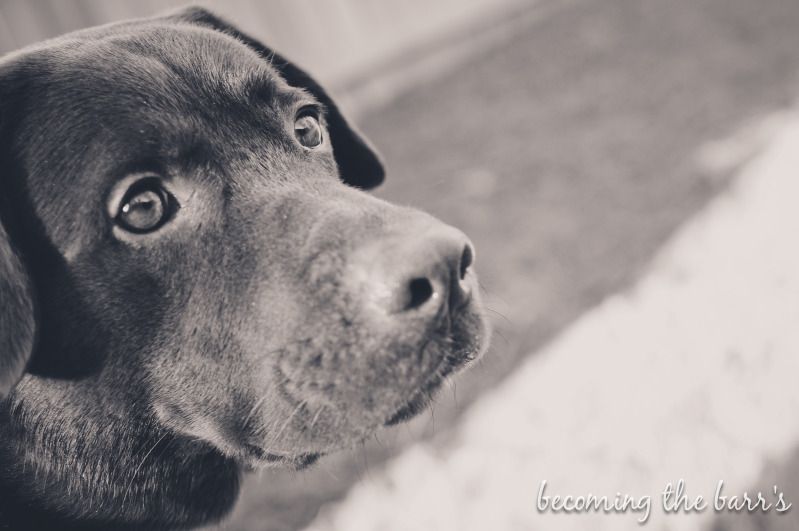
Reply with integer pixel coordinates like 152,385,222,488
107,24,286,93
62,23,296,112
17,23,309,176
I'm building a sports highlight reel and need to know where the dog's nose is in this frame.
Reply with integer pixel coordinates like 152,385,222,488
402,235,474,314
351,224,475,316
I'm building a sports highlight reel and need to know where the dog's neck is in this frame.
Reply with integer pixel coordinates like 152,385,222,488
0,379,241,530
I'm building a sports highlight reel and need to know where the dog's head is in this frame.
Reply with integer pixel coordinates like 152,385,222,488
0,7,488,527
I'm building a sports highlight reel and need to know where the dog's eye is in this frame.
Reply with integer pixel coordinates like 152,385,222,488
294,109,323,149
115,178,176,234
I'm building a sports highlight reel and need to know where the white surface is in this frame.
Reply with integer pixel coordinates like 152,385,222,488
304,113,799,530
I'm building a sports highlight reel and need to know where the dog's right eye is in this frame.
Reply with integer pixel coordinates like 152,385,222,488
114,178,177,234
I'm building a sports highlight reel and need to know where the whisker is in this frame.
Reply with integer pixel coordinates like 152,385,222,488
243,395,269,428
308,405,326,432
120,432,169,510
497,329,511,346
446,378,458,408
321,462,341,482
359,441,373,481
484,306,512,325
477,279,512,309
265,400,307,446
477,279,490,295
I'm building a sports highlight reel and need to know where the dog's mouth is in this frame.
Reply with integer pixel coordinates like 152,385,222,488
241,445,322,470
384,345,476,426
237,296,489,465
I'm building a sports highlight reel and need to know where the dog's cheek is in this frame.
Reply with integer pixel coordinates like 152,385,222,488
137,238,273,449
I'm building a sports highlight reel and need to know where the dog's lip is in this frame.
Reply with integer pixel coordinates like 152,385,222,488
384,383,438,426
242,444,322,469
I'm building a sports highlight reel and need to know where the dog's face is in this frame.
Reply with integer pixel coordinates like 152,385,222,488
0,8,488,527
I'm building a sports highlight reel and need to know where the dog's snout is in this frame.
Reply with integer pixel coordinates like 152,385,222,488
351,224,475,316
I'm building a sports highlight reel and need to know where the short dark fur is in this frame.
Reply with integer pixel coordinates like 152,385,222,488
0,7,487,529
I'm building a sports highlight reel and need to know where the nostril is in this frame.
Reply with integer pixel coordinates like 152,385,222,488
407,277,434,310
459,245,474,280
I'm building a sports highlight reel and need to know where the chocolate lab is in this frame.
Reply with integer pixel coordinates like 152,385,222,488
0,7,488,530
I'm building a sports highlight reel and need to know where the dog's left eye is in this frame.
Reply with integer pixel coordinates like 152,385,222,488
115,178,177,234
294,109,323,149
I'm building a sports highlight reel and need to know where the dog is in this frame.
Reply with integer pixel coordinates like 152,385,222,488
0,7,488,530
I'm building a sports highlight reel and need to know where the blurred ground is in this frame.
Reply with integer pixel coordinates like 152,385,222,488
210,0,799,529
304,107,799,531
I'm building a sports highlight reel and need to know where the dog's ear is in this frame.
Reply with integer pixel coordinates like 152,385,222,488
0,60,36,397
0,203,35,397
169,7,385,190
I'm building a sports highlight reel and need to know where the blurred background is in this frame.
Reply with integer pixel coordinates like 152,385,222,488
3,1,799,530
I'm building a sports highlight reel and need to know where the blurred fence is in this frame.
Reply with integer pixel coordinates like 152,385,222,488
0,0,526,90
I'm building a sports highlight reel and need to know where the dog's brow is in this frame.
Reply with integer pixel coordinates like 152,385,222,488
105,136,219,183
244,73,280,101
174,138,220,174
247,76,321,113
281,89,321,110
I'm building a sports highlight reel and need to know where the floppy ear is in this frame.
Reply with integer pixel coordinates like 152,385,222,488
0,214,35,396
0,60,36,396
170,7,385,190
